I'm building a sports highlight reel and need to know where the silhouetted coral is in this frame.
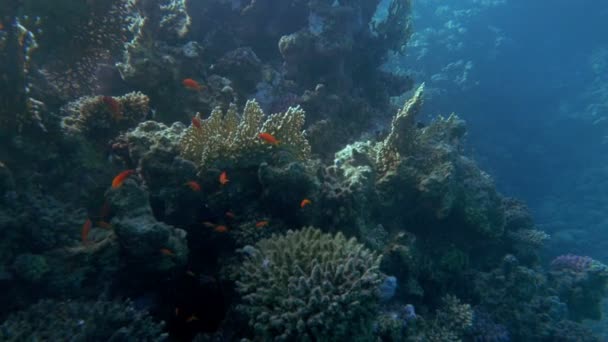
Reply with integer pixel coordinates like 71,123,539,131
0,299,167,341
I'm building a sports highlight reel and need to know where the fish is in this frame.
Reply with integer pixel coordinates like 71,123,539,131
101,96,122,121
214,225,228,233
182,78,202,91
202,221,216,228
258,132,279,145
255,220,269,228
219,171,229,185
191,116,202,129
186,315,199,323
111,169,135,189
82,218,92,244
185,181,201,192
160,248,175,257
300,198,312,208
96,221,112,229
225,211,236,219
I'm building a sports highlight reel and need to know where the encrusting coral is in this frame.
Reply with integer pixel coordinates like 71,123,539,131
236,227,383,341
180,99,311,169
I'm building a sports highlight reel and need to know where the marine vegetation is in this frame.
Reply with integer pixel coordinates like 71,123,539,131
0,0,605,341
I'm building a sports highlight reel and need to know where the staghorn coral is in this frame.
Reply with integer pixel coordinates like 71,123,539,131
236,227,383,341
0,299,167,341
180,99,310,169
60,91,150,142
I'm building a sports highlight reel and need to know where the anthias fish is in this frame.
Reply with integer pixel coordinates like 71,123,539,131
112,169,135,189
300,198,312,208
219,171,229,185
258,132,279,145
191,116,202,129
182,78,202,91
185,181,201,192
81,218,92,244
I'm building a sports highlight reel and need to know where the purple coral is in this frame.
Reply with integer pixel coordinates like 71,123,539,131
550,254,595,272
470,310,510,342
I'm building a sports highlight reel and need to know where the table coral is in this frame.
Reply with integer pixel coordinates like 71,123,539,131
236,227,383,341
180,99,310,169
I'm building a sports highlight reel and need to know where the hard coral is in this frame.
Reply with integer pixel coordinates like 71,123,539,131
236,227,383,341
180,99,310,169
61,91,150,142
0,299,167,341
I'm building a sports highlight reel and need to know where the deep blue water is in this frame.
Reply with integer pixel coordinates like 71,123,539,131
398,0,608,261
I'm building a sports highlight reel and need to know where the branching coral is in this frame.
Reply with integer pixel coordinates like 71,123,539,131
0,299,167,341
236,227,383,341
180,99,310,168
423,295,473,342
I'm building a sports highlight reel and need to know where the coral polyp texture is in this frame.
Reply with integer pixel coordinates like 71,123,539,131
60,91,150,140
180,99,311,168
236,227,383,341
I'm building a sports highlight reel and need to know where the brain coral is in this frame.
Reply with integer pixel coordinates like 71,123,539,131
236,227,383,341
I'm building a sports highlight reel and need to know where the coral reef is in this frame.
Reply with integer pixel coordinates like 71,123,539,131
180,100,310,169
236,227,383,341
550,254,608,321
0,299,167,341
61,91,150,143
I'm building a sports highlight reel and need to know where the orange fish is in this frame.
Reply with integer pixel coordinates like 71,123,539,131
191,116,202,129
102,96,123,121
185,181,201,192
112,169,135,189
202,221,216,228
160,248,175,257
96,221,113,229
258,132,279,145
255,220,269,228
182,78,202,91
82,218,92,244
225,211,236,219
219,171,229,185
186,315,199,323
300,198,312,208
214,225,228,233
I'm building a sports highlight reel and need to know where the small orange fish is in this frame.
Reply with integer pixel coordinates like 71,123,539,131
186,315,199,323
96,221,113,229
214,225,228,233
255,220,269,228
82,218,92,244
219,171,229,185
160,248,175,257
258,132,279,145
182,78,202,91
112,169,135,189
185,181,201,192
191,116,202,129
102,96,123,121
225,211,236,219
0,22,4,31
300,198,312,208
202,221,216,228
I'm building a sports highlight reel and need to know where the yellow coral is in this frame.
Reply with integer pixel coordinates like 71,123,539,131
180,99,311,168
